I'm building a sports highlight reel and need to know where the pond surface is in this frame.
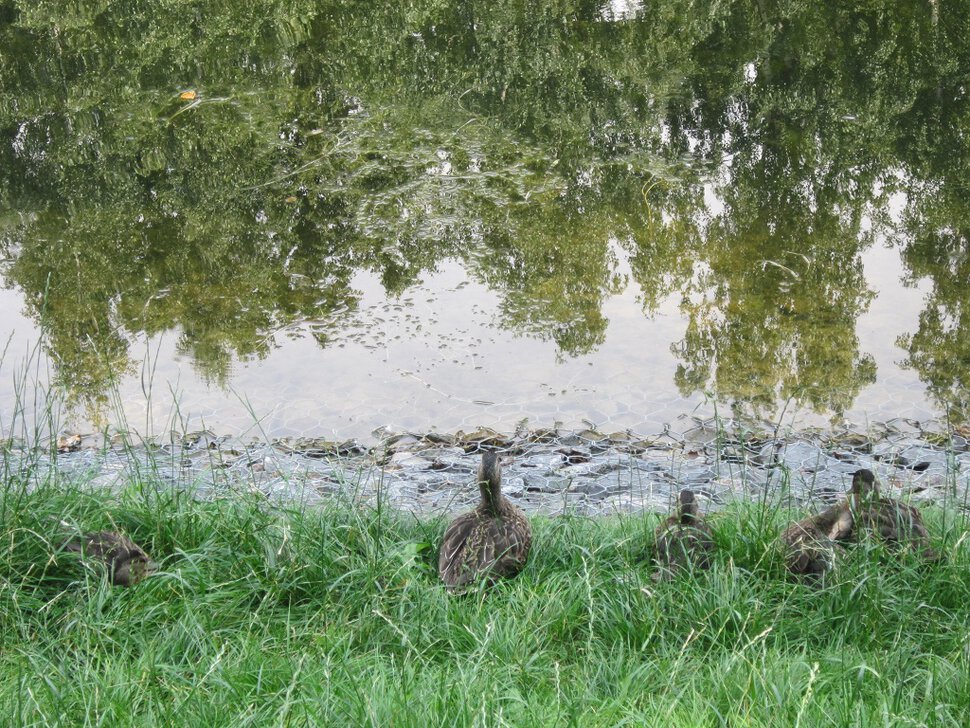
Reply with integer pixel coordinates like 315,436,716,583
1,1,968,441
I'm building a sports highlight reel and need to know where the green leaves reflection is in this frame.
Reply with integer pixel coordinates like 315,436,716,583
0,0,968,421
896,86,970,421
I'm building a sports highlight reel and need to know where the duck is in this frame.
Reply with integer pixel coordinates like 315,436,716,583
779,499,854,579
652,489,715,581
438,451,532,592
848,468,938,561
64,531,156,587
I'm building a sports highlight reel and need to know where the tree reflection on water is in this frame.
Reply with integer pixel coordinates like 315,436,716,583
0,0,967,422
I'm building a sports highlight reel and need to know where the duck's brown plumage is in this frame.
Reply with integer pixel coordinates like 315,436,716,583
652,489,715,581
438,452,532,592
848,468,937,561
64,531,155,587
779,500,854,578
651,489,714,581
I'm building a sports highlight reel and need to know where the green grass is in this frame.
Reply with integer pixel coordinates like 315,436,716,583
1,471,969,727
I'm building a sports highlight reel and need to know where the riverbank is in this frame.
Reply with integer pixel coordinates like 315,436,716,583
2,470,969,726
12,414,970,517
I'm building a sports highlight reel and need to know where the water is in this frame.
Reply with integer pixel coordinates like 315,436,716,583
1,1,968,441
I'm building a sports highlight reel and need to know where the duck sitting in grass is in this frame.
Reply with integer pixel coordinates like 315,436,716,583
779,499,854,580
652,489,715,581
848,468,938,561
438,451,532,592
65,531,156,587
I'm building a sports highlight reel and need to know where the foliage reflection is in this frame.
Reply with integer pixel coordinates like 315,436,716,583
0,0,967,421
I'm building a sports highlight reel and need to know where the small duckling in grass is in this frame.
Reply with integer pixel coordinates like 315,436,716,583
64,531,156,587
651,489,715,581
779,500,854,580
848,468,938,561
438,451,532,593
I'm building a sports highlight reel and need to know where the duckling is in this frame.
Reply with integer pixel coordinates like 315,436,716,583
779,499,854,579
64,531,156,587
848,468,938,561
438,451,532,592
651,489,715,581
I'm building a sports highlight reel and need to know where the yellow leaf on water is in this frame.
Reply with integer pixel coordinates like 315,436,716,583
179,90,197,100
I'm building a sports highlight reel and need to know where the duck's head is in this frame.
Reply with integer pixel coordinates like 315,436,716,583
113,553,157,587
850,468,878,505
477,450,503,509
678,489,699,522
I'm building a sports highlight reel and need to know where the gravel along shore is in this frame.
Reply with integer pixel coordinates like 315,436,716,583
17,415,970,518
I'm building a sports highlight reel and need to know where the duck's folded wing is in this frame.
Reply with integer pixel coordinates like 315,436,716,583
439,513,483,587
487,517,531,578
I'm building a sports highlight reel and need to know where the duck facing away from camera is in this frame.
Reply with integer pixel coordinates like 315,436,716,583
779,499,854,580
652,489,715,581
848,468,937,561
65,531,156,587
438,451,532,593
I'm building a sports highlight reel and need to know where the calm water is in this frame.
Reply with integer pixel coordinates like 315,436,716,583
1,1,968,440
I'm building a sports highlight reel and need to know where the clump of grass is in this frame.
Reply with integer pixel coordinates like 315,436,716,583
1,472,968,726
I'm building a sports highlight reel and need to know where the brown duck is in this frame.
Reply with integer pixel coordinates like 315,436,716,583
438,451,532,592
848,468,937,561
652,489,715,581
779,499,854,579
65,531,156,587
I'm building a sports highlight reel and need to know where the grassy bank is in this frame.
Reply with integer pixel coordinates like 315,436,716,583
2,471,969,727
